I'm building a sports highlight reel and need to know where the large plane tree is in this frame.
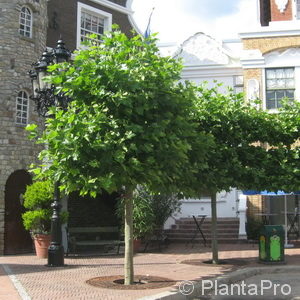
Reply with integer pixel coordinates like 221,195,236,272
189,84,300,263
27,30,211,284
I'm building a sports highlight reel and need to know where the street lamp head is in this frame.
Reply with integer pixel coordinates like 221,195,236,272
53,39,71,64
28,69,39,99
35,50,52,71
34,50,53,91
28,39,71,117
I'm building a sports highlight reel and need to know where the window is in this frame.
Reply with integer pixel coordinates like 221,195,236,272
16,91,29,125
265,68,294,109
19,6,32,38
77,3,112,48
234,76,244,94
80,11,104,42
297,0,300,19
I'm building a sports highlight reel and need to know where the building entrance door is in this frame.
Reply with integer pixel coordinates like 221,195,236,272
4,170,33,254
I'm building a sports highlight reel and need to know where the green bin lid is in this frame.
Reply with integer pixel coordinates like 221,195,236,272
260,225,284,235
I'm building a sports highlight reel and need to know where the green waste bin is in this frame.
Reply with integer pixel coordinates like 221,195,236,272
259,225,285,263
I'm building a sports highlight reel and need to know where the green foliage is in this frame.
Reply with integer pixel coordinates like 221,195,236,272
117,189,155,239
246,217,264,240
23,180,53,209
116,186,181,238
22,209,52,233
27,29,210,197
138,187,181,227
22,180,68,235
188,83,300,194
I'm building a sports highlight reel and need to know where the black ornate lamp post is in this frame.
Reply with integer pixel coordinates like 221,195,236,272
29,39,71,266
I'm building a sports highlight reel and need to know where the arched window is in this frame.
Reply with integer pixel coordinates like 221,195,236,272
16,91,29,125
19,6,32,38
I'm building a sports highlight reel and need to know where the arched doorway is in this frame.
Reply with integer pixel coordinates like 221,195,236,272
4,170,33,254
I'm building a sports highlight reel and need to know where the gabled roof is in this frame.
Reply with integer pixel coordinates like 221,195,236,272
173,32,239,67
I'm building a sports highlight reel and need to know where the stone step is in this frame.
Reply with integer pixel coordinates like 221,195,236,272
176,217,239,222
175,224,238,229
166,217,240,243
167,237,240,244
178,217,238,220
165,228,239,234
166,232,238,239
175,220,239,225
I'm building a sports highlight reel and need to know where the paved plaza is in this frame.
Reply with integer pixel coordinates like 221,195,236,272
1,243,300,300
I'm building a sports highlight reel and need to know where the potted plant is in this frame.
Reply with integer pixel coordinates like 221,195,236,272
22,180,68,258
116,189,155,252
134,187,182,251
117,186,182,252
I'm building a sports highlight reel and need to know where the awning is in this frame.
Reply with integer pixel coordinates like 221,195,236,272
243,190,300,195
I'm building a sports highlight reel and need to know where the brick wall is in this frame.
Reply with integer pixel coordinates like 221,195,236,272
247,195,265,218
243,36,300,54
110,0,127,7
68,191,120,227
270,0,293,21
47,0,134,51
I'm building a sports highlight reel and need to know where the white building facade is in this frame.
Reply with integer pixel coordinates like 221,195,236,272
162,0,300,240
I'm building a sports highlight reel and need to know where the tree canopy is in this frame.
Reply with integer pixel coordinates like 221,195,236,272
188,84,300,263
27,28,300,270
27,29,211,284
190,84,300,194
29,30,210,197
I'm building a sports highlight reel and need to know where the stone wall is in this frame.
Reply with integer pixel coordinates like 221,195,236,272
0,0,47,254
243,36,300,54
270,0,293,22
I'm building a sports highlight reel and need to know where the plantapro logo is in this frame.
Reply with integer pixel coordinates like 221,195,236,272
179,278,292,297
178,280,195,295
201,279,292,297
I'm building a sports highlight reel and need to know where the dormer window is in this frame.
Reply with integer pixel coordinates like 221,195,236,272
19,6,32,38
77,2,112,48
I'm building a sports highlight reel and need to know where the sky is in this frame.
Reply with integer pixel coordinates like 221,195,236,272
131,0,259,44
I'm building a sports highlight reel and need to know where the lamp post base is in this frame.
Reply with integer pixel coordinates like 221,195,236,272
47,244,64,267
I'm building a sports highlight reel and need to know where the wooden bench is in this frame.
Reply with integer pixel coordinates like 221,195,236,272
67,226,124,255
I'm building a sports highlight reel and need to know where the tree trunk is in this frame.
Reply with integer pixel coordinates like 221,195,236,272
124,189,134,285
210,192,219,264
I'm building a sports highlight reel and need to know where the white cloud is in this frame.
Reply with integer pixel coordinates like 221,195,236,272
131,0,259,44
212,0,259,40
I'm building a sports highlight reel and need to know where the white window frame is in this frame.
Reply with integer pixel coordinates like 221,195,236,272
233,75,244,94
265,67,295,110
16,91,29,125
19,6,33,38
295,0,300,19
77,2,112,49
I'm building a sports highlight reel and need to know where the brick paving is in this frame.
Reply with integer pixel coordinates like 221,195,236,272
0,243,300,300
0,265,22,300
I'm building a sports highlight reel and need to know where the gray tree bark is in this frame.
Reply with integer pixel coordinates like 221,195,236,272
124,189,134,285
211,192,219,264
